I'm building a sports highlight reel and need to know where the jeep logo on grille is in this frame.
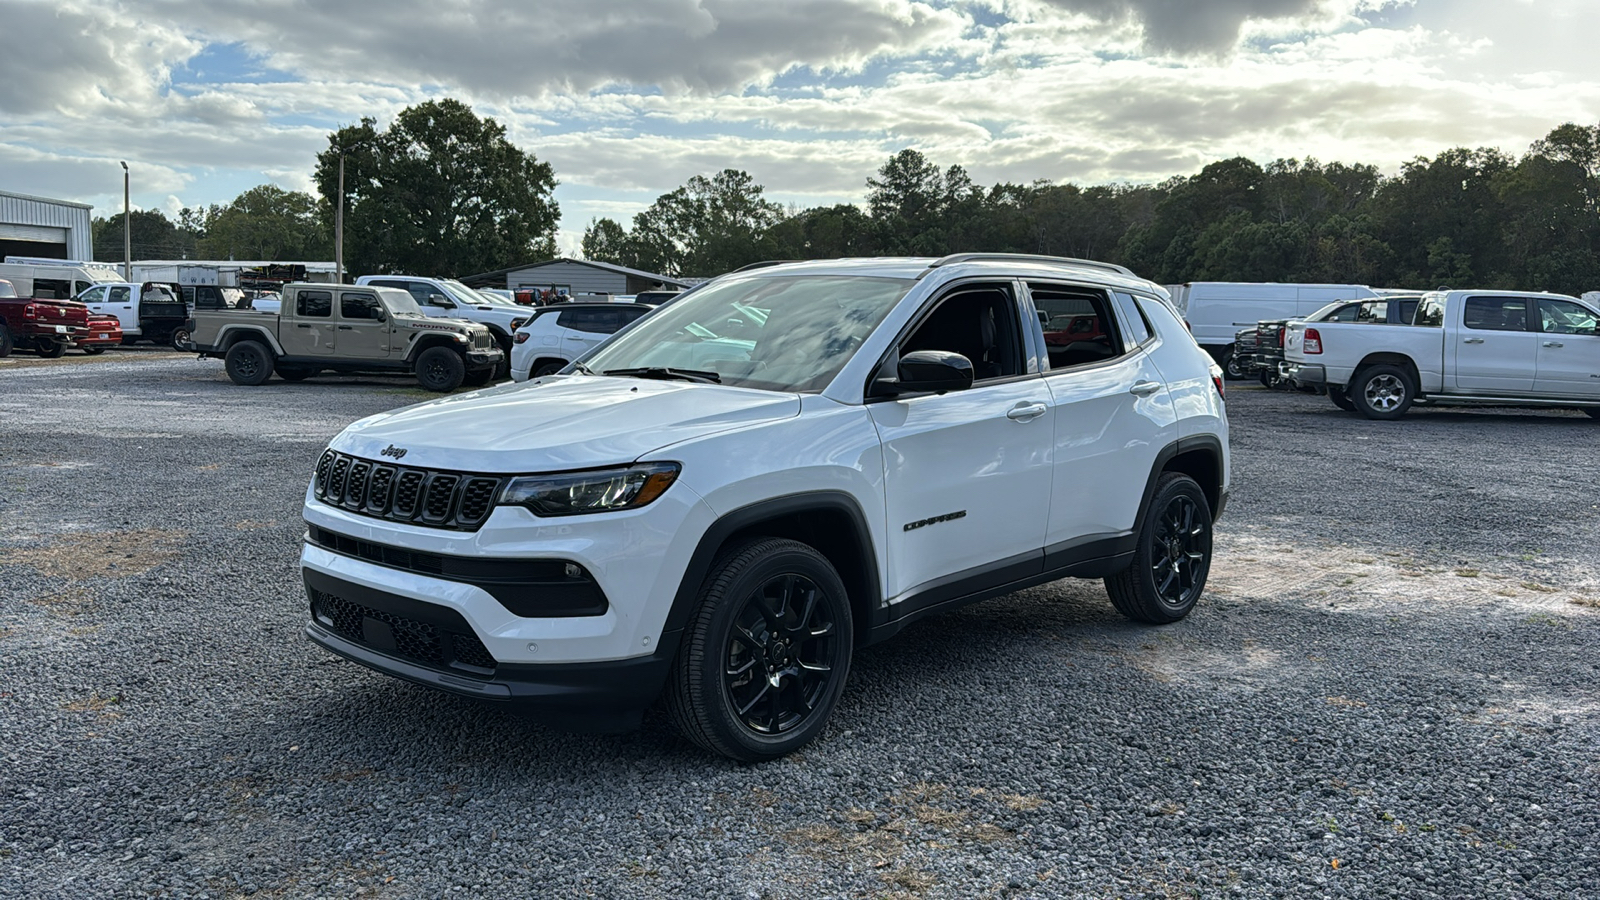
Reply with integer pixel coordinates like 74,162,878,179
380,445,408,460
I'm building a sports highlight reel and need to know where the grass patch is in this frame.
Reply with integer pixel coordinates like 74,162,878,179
1521,582,1558,593
61,691,122,712
1454,569,1480,578
0,529,186,581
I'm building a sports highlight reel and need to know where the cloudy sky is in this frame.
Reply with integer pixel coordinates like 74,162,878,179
2,0,1597,255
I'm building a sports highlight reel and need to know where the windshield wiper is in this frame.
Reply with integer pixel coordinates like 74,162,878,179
602,366,722,384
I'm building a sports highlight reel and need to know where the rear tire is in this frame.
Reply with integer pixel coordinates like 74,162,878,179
224,340,275,386
1327,385,1356,412
415,346,465,392
0,323,13,358
1105,473,1212,624
1352,364,1414,420
1221,346,1245,380
667,538,853,762
171,327,192,350
533,361,565,377
36,339,67,359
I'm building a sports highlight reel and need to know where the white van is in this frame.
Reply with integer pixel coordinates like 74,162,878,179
1171,282,1378,374
0,260,122,301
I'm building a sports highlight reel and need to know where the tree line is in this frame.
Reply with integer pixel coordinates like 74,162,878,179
90,98,1600,295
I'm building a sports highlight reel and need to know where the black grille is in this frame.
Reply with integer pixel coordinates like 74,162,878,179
310,588,496,675
313,451,504,532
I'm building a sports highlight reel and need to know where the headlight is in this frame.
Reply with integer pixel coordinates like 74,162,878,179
497,463,680,516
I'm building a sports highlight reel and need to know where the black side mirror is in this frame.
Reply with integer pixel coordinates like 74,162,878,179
871,349,975,396
428,293,453,307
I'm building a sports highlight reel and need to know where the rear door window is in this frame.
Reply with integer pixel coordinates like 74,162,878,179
1462,296,1531,332
296,290,333,318
557,308,617,334
108,286,131,303
1031,284,1123,371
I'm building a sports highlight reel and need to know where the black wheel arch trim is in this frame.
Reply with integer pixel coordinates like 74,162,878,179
1135,436,1227,532
663,491,883,654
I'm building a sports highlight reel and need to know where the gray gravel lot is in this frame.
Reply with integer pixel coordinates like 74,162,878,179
2,355,1598,899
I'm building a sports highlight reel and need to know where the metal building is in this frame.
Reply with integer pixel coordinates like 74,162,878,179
462,258,688,297
0,190,94,261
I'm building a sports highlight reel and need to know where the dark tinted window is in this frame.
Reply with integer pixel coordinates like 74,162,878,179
903,285,1022,381
1462,296,1530,332
34,278,70,299
109,286,130,303
340,292,383,320
1113,292,1153,349
1324,303,1363,322
296,290,333,318
557,308,628,334
1031,285,1123,371
1397,299,1418,324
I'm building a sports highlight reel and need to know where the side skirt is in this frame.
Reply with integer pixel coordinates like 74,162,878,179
864,533,1134,646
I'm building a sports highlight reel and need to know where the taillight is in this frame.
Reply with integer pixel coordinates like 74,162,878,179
510,317,528,330
1212,374,1226,401
1278,328,1286,348
23,303,36,320
1303,328,1322,355
513,332,530,344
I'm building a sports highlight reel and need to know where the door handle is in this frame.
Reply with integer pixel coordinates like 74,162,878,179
338,325,353,330
1130,381,1162,396
566,336,586,341
1005,402,1048,422
1543,341,1564,348
297,323,311,329
1463,338,1485,344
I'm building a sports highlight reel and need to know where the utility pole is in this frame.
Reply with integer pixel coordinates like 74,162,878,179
120,161,130,280
335,151,345,284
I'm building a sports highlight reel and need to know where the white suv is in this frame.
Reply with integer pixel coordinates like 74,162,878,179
302,255,1230,760
509,302,655,380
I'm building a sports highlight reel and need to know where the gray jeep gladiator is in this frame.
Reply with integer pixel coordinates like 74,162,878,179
189,282,502,391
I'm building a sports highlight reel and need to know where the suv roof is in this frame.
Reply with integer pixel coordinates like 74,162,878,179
722,255,1162,294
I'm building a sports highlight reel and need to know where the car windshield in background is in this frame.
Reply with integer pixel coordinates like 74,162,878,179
0,280,16,298
582,275,914,393
466,286,518,306
379,289,425,316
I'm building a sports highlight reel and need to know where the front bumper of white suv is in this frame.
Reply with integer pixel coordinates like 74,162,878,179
298,449,714,729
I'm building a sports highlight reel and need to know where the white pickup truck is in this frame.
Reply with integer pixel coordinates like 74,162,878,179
1285,289,1600,420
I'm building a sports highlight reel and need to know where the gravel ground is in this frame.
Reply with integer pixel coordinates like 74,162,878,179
2,356,1598,899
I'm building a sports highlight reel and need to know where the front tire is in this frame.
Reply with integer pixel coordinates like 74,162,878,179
1105,473,1212,624
224,340,274,385
1352,364,1414,420
667,538,853,762
1327,385,1356,412
415,346,465,391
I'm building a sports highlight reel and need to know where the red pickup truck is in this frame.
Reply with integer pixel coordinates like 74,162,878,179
0,278,91,358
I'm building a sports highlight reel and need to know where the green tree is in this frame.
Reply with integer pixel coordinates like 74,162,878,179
314,99,560,278
622,169,784,276
92,210,196,262
581,218,629,263
197,185,328,261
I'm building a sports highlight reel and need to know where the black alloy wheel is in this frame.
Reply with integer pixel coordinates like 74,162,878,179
415,346,465,391
668,537,853,761
224,340,274,386
1105,472,1212,624
723,572,841,737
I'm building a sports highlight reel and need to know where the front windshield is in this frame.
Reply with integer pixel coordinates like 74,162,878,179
583,274,914,392
378,288,425,316
440,279,511,307
0,280,15,298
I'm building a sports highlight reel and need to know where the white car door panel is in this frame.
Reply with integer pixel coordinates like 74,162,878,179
869,380,1054,601
1533,298,1600,397
1452,295,1537,392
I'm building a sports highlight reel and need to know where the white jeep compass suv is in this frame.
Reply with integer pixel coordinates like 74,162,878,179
302,254,1229,760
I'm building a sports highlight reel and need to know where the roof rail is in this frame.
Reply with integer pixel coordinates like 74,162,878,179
728,260,803,273
926,253,1134,277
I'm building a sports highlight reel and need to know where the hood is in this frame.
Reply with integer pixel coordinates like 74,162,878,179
334,376,801,472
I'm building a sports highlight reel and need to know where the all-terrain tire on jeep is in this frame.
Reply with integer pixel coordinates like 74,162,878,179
1105,472,1213,624
667,537,854,762
415,346,466,392
225,340,275,386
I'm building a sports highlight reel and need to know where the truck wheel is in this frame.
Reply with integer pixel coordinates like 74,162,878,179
1327,385,1356,412
1352,364,1413,420
170,327,192,350
462,368,494,387
225,340,275,386
415,347,465,391
1221,346,1245,380
667,537,854,762
0,323,12,358
1105,472,1212,625
36,339,67,359
276,366,316,382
